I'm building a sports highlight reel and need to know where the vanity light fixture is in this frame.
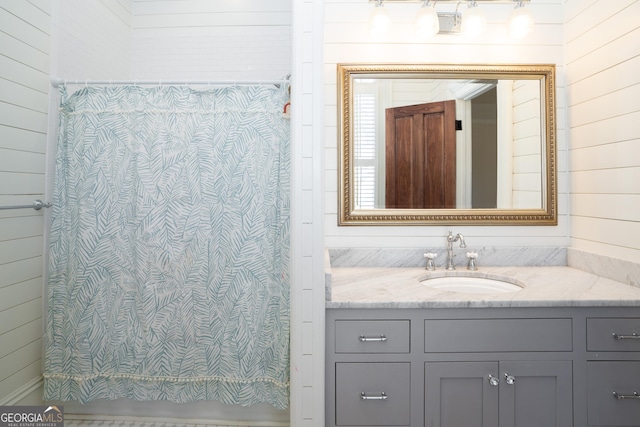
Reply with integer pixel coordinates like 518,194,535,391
415,0,440,39
508,0,534,38
367,0,533,39
462,1,487,37
369,0,391,36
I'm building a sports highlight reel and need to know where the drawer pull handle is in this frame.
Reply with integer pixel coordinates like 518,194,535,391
361,391,388,400
613,391,640,400
359,334,387,342
613,333,640,340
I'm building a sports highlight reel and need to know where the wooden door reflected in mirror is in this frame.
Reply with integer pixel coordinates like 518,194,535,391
385,100,456,209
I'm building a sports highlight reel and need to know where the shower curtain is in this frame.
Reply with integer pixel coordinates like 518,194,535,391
43,84,290,410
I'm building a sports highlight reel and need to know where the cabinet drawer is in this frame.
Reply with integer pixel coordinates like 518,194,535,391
587,362,640,426
335,320,410,353
335,363,411,426
587,318,640,351
424,318,572,352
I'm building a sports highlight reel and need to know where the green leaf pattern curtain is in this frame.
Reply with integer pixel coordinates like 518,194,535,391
44,85,290,409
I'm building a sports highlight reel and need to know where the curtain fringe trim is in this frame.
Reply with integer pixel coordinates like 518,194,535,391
43,373,289,388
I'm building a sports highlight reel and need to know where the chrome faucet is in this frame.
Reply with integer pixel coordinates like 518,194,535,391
446,231,467,270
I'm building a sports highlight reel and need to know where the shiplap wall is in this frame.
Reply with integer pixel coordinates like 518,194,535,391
324,0,568,249
53,0,131,80
565,0,640,264
131,0,291,81
0,0,51,404
512,80,543,208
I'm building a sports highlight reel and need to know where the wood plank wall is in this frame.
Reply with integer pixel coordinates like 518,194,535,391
0,0,51,403
130,0,291,81
565,0,640,263
54,0,132,80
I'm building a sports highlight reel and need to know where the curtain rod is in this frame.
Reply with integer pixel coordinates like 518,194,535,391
0,200,52,211
51,77,290,88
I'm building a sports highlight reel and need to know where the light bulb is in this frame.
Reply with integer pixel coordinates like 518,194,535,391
415,2,439,39
462,2,486,38
508,4,534,38
369,3,391,37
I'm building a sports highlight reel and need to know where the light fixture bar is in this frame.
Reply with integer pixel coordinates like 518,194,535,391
436,12,462,34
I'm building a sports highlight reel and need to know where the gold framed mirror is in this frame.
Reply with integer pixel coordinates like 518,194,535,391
338,63,557,226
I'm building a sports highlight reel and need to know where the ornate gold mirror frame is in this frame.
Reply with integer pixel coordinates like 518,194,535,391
338,63,557,226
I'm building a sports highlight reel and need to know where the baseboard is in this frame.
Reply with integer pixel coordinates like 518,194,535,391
0,377,43,406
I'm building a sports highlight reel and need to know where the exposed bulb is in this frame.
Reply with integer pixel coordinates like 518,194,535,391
369,2,391,37
415,2,439,39
462,2,486,38
508,4,534,38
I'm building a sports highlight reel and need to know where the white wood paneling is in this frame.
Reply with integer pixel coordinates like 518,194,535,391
0,0,50,403
0,32,49,72
566,0,640,263
0,217,44,242
0,320,41,360
0,79,49,113
134,12,290,28
0,55,49,93
54,0,132,80
133,0,291,15
0,257,43,289
130,0,291,82
0,1,50,36
0,172,45,195
0,151,46,174
0,278,42,314
0,103,48,133
0,126,46,153
0,8,50,52
0,360,41,404
572,194,640,223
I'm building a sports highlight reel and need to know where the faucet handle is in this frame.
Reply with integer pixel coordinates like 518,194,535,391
466,251,478,271
424,252,438,271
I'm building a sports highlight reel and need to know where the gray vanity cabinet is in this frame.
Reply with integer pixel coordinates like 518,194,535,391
326,307,640,427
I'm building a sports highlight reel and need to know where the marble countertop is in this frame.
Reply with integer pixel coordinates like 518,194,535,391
326,266,640,309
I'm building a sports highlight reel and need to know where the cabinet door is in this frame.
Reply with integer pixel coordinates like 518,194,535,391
499,360,573,427
425,362,499,427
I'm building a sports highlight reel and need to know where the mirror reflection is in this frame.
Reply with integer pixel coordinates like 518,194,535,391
354,77,542,210
338,64,557,225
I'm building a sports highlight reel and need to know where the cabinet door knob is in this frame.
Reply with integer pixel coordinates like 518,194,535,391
488,374,500,386
360,391,388,400
504,373,516,385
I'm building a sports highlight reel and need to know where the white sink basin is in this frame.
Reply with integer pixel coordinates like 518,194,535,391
421,276,522,294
